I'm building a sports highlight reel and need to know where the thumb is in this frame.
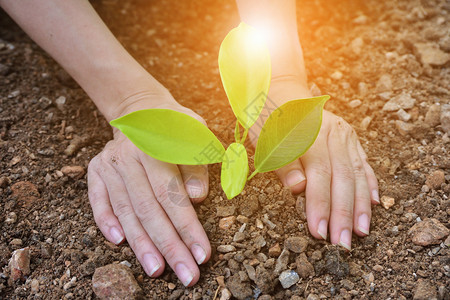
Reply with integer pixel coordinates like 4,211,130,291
275,159,306,194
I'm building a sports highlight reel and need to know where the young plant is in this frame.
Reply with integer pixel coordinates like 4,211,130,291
110,22,329,200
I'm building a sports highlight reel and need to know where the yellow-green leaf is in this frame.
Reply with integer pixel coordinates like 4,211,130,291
221,143,248,199
110,109,225,165
218,22,271,129
251,96,330,177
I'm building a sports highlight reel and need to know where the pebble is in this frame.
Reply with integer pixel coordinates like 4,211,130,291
274,249,290,275
380,196,395,209
0,176,11,188
309,82,322,97
440,104,450,134
219,216,235,230
295,253,315,279
63,277,77,291
61,166,85,179
383,92,416,111
8,247,31,281
5,212,17,224
351,37,364,55
64,134,89,156
375,74,392,93
216,206,235,217
284,237,308,253
30,279,40,293
395,120,414,136
396,109,411,122
360,116,372,130
330,71,343,80
255,218,264,229
216,275,226,287
372,265,383,272
10,239,23,246
226,273,252,300
358,82,368,97
353,15,368,25
424,104,441,127
413,42,450,66
254,266,274,293
362,272,374,284
408,218,449,246
92,264,143,299
413,279,437,300
254,235,266,249
217,245,236,253
55,96,66,111
233,232,245,242
279,270,299,289
236,215,248,223
220,288,232,300
268,243,281,258
425,170,445,190
11,181,40,207
348,99,362,108
167,282,176,290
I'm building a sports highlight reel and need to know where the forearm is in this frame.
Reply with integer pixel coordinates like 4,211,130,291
0,0,165,121
235,0,307,85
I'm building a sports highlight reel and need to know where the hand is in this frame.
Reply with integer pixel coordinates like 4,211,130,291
87,90,211,286
250,78,380,250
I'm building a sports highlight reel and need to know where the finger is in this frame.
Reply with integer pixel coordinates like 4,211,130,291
301,132,332,241
357,140,380,205
348,137,372,237
87,159,125,245
97,158,165,278
275,159,306,194
327,117,355,250
178,165,209,203
141,156,211,267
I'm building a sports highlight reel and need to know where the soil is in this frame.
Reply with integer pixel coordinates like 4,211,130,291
1,0,449,299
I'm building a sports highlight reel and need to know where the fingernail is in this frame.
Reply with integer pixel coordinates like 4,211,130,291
357,214,370,235
186,179,206,199
176,263,194,287
317,219,328,240
110,227,124,244
191,243,206,265
143,253,160,276
286,170,306,187
372,190,380,203
339,229,352,251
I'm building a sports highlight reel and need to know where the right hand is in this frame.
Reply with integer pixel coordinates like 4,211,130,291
87,89,211,286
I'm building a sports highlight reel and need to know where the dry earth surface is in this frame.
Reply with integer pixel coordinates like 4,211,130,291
1,0,449,299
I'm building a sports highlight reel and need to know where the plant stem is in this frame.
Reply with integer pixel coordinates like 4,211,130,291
240,128,249,144
234,120,241,143
247,170,258,181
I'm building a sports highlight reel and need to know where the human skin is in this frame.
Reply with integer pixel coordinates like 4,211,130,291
1,0,378,287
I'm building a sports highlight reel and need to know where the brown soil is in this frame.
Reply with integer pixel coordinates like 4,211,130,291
1,0,449,299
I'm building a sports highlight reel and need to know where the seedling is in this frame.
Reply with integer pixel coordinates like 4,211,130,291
110,22,329,199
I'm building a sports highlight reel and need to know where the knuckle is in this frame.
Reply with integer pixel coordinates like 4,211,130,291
94,212,113,229
113,201,134,220
157,239,178,262
310,162,332,179
134,198,157,224
352,158,366,177
335,164,355,181
176,222,193,240
333,207,353,221
153,183,171,205
131,233,149,251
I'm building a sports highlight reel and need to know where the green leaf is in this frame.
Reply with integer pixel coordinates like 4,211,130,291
252,96,330,176
110,109,225,165
218,22,271,129
221,143,248,199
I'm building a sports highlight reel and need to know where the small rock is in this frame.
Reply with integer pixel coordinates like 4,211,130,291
380,196,395,209
268,243,281,258
63,277,77,290
351,37,364,55
226,273,252,300
10,239,23,246
61,166,85,179
279,270,299,289
239,196,258,217
295,253,315,279
255,266,275,293
372,265,383,272
360,116,372,130
425,170,445,190
254,235,266,249
216,275,226,287
167,282,176,290
64,134,89,156
413,42,450,66
92,264,143,299
217,245,236,253
219,216,236,230
424,104,441,127
362,272,374,284
274,249,290,275
358,82,368,97
55,96,66,111
285,237,308,253
348,99,362,108
397,109,411,122
0,176,11,188
255,218,264,229
395,120,414,136
375,74,392,93
8,247,31,281
413,279,437,300
331,71,343,80
309,82,322,97
30,278,40,293
315,246,349,279
220,288,232,300
408,218,449,246
216,206,235,217
440,104,450,134
233,232,245,242
353,15,368,25
5,212,17,224
383,93,416,112
11,181,40,207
